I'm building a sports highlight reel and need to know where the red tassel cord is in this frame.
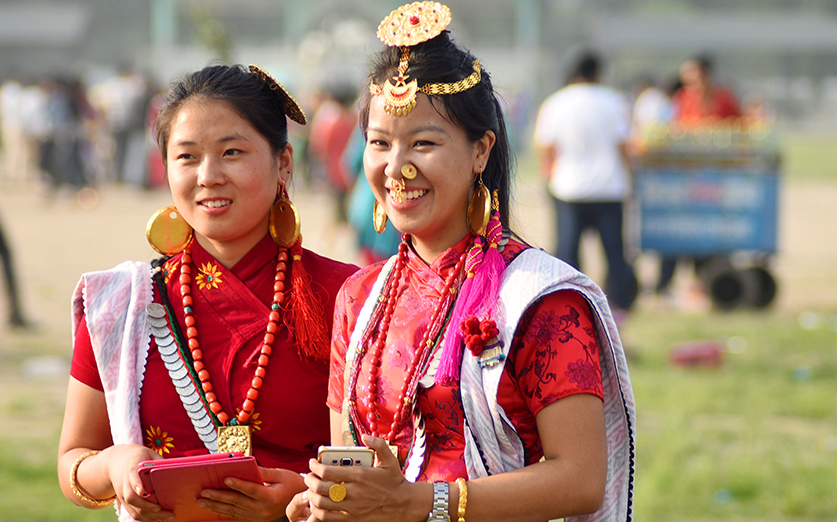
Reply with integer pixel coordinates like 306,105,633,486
287,241,330,361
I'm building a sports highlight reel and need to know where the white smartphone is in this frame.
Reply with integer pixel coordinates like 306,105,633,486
317,446,375,467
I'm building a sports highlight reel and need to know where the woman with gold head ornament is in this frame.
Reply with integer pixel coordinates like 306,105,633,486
288,3,635,522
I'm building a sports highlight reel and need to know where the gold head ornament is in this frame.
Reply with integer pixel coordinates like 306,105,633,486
370,2,481,116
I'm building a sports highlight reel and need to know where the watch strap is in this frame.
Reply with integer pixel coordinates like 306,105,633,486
427,481,451,522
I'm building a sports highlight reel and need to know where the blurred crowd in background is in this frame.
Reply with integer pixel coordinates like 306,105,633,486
0,68,158,199
0,44,783,324
0,52,773,201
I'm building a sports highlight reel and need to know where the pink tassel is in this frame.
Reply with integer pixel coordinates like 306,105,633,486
435,238,485,385
474,214,505,319
435,209,507,385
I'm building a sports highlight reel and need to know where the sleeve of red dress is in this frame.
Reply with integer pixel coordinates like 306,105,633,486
505,289,603,418
326,283,351,412
70,312,105,392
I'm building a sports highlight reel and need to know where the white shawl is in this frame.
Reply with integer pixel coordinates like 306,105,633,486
71,261,154,521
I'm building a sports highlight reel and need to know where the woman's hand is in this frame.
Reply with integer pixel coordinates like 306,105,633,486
196,466,306,522
103,444,176,522
304,435,429,522
285,489,315,522
59,379,174,520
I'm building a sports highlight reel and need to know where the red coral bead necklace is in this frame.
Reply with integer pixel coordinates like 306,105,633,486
349,234,470,446
180,241,289,454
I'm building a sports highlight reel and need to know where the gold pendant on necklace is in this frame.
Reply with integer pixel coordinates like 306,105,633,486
217,425,252,456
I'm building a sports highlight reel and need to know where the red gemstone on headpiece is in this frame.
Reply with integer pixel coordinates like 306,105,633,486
410,15,419,25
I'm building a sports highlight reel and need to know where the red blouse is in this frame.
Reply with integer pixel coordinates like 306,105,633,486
327,237,602,481
71,235,358,471
672,86,741,125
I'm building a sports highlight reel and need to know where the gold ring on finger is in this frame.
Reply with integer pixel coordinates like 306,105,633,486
328,483,347,502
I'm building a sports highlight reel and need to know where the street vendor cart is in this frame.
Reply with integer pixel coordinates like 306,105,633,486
631,123,780,310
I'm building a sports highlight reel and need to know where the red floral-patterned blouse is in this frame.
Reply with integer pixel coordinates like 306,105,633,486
327,236,603,481
71,235,358,471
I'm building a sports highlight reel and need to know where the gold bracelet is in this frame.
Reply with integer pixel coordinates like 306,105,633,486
455,477,468,522
69,450,116,507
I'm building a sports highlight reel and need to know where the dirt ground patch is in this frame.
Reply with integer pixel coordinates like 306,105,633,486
0,176,834,349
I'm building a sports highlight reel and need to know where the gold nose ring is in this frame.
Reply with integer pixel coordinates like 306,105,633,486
401,164,417,179
392,178,406,203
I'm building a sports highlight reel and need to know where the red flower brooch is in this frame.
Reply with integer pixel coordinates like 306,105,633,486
461,316,505,367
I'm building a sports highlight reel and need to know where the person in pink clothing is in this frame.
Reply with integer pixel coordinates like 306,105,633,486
308,86,358,223
287,4,635,522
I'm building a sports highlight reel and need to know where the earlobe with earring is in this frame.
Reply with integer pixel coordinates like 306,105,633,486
373,199,388,234
467,168,490,236
146,206,193,256
269,182,301,247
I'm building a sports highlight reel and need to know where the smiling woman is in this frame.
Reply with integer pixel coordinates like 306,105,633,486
56,64,358,522
165,98,291,267
287,3,635,522
364,95,495,262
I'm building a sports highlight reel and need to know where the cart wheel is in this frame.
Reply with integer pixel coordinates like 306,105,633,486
698,258,759,311
743,266,777,308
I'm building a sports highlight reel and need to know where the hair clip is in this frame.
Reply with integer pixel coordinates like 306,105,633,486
249,64,307,125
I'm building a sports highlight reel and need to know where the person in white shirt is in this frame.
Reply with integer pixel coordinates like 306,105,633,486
534,50,638,313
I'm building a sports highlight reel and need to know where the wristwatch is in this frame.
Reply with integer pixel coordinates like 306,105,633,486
427,481,451,522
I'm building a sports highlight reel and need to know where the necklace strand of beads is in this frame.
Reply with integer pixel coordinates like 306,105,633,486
349,234,470,444
180,243,289,429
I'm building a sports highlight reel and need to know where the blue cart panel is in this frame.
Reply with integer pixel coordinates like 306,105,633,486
634,167,779,256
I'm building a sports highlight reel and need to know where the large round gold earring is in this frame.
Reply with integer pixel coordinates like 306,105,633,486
269,185,301,247
467,173,490,236
373,199,388,234
146,206,193,255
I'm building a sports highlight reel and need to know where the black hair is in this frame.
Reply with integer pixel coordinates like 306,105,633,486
695,53,715,75
359,31,514,230
155,64,290,167
572,51,601,83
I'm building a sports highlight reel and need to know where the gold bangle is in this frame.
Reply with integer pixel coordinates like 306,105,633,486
69,450,116,507
455,477,468,522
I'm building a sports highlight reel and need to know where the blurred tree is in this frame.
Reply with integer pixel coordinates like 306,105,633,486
188,3,231,63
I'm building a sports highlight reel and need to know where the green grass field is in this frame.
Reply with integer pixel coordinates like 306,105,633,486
780,133,837,184
626,309,837,521
1,132,835,521
4,309,834,522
